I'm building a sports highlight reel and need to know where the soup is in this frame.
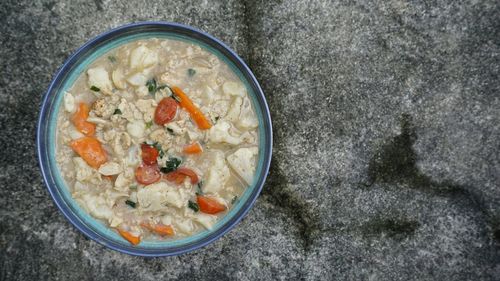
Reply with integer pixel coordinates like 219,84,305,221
55,38,259,245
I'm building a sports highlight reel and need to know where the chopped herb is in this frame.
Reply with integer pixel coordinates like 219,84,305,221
196,181,204,195
160,157,182,173
108,56,117,63
113,109,122,115
129,185,137,191
187,68,196,77
214,116,220,123
188,200,199,212
166,127,174,134
231,196,238,204
146,79,157,94
125,200,136,208
90,85,100,92
145,121,153,129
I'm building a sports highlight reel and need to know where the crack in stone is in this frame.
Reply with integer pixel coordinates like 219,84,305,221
366,113,499,244
261,158,321,253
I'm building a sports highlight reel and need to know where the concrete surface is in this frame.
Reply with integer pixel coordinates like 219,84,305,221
1,0,499,280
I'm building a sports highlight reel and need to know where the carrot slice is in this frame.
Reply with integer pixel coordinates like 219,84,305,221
183,142,203,154
140,222,175,236
69,136,107,169
117,229,141,245
171,86,212,130
197,195,226,214
72,102,96,136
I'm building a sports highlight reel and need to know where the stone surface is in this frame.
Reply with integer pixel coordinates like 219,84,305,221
1,0,499,280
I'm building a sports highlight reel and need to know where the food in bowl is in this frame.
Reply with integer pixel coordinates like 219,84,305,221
55,38,259,245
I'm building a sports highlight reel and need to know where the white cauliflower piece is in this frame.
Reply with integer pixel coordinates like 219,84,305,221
78,194,113,220
173,219,194,234
225,97,242,122
111,68,126,89
237,97,258,129
137,182,187,211
222,81,246,97
64,92,75,113
129,46,158,70
208,120,242,145
126,72,148,86
114,173,130,189
227,147,258,185
127,120,145,139
191,213,217,230
87,67,113,93
204,151,230,193
98,162,122,176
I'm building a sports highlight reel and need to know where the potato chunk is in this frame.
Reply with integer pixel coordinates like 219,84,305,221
227,147,258,185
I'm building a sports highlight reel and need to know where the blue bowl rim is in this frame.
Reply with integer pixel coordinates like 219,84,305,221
36,21,272,257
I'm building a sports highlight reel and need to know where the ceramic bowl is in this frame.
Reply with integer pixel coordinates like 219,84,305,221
37,22,272,256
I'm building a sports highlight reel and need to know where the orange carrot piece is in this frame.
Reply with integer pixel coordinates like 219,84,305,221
72,102,96,136
171,86,212,130
197,195,227,214
117,229,141,245
183,142,203,154
69,136,107,169
141,222,175,236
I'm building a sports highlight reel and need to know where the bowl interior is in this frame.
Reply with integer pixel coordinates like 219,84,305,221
38,23,272,256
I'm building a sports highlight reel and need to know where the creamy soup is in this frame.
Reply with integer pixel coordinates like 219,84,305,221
55,38,259,245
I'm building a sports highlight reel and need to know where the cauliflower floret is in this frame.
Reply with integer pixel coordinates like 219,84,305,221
225,97,242,122
208,120,242,145
237,97,258,129
191,213,217,230
64,92,75,113
98,162,122,176
87,67,113,93
92,98,115,118
114,173,131,190
136,85,149,98
127,120,145,139
126,72,148,86
112,68,126,89
78,194,113,220
227,147,258,185
222,81,246,97
173,218,194,234
204,151,230,193
73,157,95,182
129,45,158,70
137,182,188,211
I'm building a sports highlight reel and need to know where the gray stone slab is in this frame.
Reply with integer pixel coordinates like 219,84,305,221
1,0,499,280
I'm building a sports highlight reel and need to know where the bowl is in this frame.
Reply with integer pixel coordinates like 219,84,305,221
37,22,272,256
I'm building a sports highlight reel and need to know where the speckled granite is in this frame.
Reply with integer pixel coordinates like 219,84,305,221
1,0,499,280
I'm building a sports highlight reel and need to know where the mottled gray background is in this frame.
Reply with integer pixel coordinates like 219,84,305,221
1,0,499,280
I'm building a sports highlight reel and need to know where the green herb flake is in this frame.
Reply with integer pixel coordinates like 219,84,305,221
125,200,136,208
166,127,174,134
187,68,196,77
146,79,157,94
129,185,137,191
231,196,238,205
113,108,122,115
90,85,100,92
160,157,182,173
152,142,164,158
196,181,204,195
145,121,153,129
108,56,117,63
188,200,199,212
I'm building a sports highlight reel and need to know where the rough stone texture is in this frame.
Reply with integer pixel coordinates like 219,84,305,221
1,0,499,280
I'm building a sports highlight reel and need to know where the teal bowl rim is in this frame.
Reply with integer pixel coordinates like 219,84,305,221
36,22,272,256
